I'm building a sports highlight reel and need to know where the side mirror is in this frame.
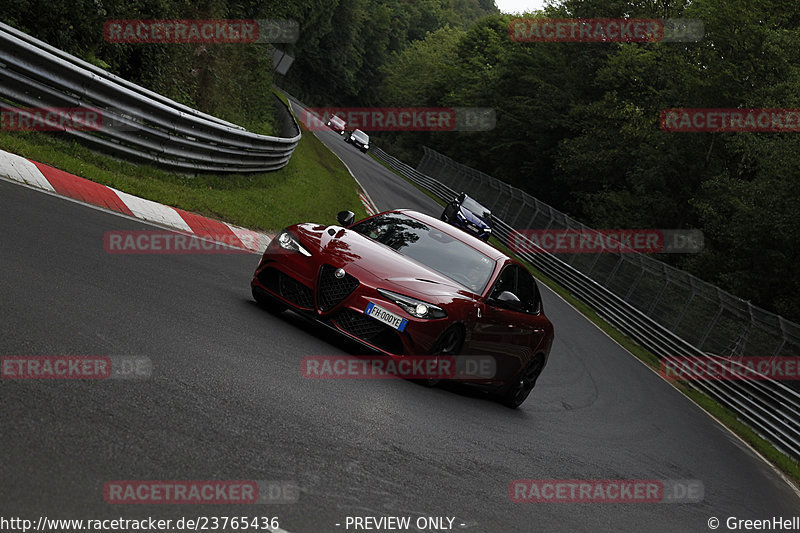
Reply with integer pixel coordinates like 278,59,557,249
337,210,355,227
489,291,523,311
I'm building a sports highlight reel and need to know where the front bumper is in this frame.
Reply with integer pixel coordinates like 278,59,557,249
251,250,448,357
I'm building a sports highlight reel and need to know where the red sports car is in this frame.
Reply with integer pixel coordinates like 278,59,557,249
251,209,554,407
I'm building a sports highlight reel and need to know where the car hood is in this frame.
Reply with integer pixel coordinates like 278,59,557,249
294,223,477,299
459,206,490,228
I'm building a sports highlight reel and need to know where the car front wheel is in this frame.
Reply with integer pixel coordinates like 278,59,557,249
416,324,465,387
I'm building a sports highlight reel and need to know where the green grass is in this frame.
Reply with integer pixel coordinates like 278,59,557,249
273,89,291,108
370,152,800,484
0,106,366,232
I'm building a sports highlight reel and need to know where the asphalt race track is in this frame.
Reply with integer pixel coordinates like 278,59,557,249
1,111,798,531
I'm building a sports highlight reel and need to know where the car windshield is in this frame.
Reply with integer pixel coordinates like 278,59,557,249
331,116,344,125
352,130,369,142
461,196,490,219
351,213,495,293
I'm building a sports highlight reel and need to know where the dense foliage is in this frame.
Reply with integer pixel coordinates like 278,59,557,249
374,0,800,323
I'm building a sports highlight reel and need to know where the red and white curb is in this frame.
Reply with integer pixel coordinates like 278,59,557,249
358,190,375,216
0,149,273,253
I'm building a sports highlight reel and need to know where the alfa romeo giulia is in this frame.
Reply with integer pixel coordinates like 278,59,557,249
251,209,554,407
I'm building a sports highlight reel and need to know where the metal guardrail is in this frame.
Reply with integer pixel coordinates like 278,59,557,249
372,146,800,462
0,22,300,173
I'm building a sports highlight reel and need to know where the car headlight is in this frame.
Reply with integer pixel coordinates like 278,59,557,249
378,289,447,319
364,144,369,149
275,230,312,257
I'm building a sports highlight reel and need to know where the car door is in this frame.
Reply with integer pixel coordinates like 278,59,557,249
469,265,544,382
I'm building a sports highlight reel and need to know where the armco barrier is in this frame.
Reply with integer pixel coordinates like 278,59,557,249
372,146,800,462
0,22,300,173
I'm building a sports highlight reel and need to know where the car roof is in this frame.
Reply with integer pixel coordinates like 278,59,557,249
391,209,507,261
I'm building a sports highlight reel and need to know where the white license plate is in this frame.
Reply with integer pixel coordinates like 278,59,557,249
364,302,407,332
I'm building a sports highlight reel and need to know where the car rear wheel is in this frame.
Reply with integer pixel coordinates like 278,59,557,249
417,325,465,387
252,286,287,314
499,353,545,408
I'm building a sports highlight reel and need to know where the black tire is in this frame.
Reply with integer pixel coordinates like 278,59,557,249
416,325,465,387
499,354,545,408
252,286,287,314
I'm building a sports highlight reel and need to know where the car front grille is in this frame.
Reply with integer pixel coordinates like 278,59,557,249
335,308,385,338
317,264,359,312
334,309,404,355
258,267,313,309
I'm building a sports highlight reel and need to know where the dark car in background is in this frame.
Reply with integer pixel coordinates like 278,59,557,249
251,209,554,407
441,192,493,241
345,129,370,152
326,114,346,135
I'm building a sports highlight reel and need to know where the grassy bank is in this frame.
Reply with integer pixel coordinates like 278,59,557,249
0,111,366,232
